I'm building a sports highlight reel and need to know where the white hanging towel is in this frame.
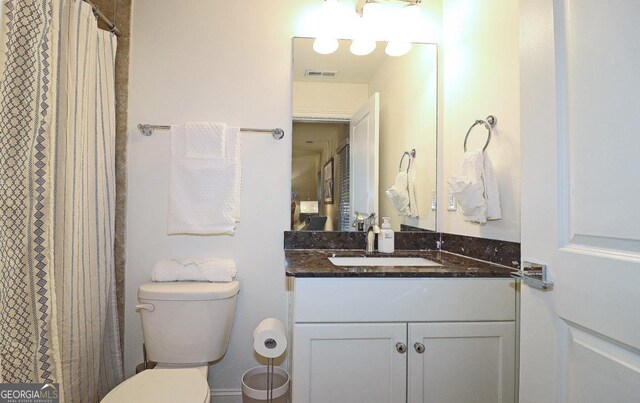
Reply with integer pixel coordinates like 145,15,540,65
151,258,237,282
447,150,501,224
385,156,418,217
483,154,501,220
183,122,226,158
168,123,241,235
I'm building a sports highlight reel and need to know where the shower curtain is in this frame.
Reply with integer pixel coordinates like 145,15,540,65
0,0,123,401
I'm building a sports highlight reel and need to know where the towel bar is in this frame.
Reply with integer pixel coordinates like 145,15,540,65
137,123,285,140
463,115,496,152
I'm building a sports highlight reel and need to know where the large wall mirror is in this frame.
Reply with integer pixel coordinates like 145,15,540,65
291,37,437,232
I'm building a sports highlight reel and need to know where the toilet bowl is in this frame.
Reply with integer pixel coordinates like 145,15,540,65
102,281,240,402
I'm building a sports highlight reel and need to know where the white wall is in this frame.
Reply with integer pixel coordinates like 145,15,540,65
440,0,521,242
126,0,323,396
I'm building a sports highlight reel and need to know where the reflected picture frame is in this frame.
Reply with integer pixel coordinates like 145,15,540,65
323,158,334,204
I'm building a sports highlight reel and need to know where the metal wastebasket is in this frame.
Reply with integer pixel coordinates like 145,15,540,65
241,366,289,403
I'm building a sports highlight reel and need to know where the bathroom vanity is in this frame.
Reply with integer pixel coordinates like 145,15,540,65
286,249,517,403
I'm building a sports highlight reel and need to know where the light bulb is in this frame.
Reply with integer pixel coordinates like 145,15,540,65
313,38,339,54
385,41,412,57
350,39,376,56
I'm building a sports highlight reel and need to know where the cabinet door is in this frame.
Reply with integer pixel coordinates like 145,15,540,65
408,322,516,403
292,323,407,403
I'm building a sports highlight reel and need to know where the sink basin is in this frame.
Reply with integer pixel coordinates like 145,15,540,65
328,257,442,267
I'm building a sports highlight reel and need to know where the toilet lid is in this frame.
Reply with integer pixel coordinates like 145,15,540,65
102,368,210,403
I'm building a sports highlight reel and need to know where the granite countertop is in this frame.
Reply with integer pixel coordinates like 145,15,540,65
285,249,517,278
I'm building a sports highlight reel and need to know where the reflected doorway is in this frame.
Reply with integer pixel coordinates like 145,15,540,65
291,121,349,231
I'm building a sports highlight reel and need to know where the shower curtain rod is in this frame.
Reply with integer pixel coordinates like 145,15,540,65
84,0,121,36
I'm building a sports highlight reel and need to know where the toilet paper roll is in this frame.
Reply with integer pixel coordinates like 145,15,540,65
253,318,287,358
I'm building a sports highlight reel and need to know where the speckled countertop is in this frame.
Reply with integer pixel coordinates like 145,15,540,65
285,249,517,278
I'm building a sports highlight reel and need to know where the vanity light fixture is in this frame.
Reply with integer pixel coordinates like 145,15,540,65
355,0,421,17
349,1,380,56
384,2,420,56
312,0,422,57
313,0,341,55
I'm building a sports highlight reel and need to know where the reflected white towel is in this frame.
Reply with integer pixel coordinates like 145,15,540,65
406,159,418,217
385,157,418,217
386,172,410,215
168,124,241,235
152,258,237,282
447,150,501,224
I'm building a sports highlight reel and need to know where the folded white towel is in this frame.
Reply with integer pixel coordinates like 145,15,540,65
447,150,501,224
168,124,241,235
184,122,226,158
385,157,418,217
151,258,237,282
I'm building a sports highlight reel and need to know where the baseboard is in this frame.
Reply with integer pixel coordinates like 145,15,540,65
210,388,242,403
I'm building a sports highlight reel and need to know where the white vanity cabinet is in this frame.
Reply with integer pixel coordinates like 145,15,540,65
407,322,515,403
290,277,516,403
294,323,408,402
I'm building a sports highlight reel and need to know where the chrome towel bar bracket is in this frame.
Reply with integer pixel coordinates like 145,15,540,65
463,115,496,152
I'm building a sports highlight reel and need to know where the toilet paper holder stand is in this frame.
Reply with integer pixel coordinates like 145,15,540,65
253,318,288,403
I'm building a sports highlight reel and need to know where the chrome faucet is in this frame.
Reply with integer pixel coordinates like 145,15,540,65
352,211,368,232
365,213,380,253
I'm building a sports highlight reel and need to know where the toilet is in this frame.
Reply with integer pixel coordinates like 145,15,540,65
102,281,240,403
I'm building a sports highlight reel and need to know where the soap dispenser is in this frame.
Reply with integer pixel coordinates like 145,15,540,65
378,217,395,253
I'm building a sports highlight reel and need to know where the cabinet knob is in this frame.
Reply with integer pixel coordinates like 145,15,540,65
395,342,407,354
414,342,425,354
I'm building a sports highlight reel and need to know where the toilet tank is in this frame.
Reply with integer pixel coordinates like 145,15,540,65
137,281,240,365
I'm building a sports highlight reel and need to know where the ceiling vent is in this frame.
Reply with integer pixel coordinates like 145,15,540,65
305,69,339,78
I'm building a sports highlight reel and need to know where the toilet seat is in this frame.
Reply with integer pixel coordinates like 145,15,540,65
102,368,210,403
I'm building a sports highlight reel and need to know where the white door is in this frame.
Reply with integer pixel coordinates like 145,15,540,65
292,322,406,403
520,1,640,402
408,322,515,403
350,93,379,221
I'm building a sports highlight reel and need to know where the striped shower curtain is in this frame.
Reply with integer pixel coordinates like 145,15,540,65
0,1,123,401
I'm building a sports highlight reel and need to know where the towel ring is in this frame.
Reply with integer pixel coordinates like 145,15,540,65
399,149,416,172
464,115,497,152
